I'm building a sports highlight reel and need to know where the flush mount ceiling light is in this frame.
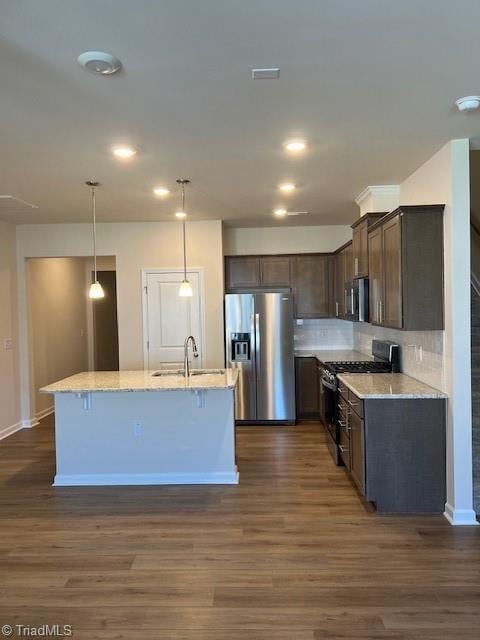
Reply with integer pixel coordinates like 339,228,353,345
176,178,193,297
112,145,137,159
153,186,170,198
77,51,122,75
284,138,307,153
278,182,296,193
273,208,288,217
85,180,105,300
456,96,480,113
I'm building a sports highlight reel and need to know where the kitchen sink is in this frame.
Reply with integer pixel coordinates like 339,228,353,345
152,370,184,377
190,369,225,376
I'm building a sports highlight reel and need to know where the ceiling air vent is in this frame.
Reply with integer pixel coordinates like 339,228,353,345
251,68,280,80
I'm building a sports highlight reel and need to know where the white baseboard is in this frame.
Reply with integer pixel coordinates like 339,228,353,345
444,502,479,526
0,420,23,441
53,470,239,487
36,405,54,421
22,417,40,428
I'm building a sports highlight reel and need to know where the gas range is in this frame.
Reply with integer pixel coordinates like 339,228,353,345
318,340,400,467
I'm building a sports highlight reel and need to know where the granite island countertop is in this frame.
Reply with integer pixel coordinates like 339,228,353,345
294,349,373,362
337,373,446,399
40,369,239,394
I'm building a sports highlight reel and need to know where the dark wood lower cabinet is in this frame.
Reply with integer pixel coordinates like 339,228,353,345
338,387,446,513
295,357,319,419
348,406,365,494
364,397,446,513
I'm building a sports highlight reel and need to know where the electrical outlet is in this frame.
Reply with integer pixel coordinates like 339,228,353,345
3,338,13,351
133,422,143,437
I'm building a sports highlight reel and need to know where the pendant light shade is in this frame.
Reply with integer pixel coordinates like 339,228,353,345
179,280,193,297
86,180,105,300
176,178,192,298
89,282,105,299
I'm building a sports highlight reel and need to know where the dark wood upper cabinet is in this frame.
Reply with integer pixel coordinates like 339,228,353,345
292,254,331,318
382,215,402,329
367,205,444,330
343,241,354,283
225,256,260,290
351,213,386,278
225,255,291,289
334,244,348,318
295,356,319,419
259,255,291,287
368,225,383,325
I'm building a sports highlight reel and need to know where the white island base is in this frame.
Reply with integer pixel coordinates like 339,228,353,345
42,371,239,486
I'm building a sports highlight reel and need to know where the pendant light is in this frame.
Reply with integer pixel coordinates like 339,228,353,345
176,178,193,297
86,180,105,300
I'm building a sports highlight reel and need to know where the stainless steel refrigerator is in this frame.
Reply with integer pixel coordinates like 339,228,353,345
225,291,296,424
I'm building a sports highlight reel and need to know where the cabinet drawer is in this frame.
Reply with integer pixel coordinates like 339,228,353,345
339,423,351,470
348,390,364,418
338,379,349,397
338,394,349,416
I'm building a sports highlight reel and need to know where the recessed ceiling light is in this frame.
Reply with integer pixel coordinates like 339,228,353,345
175,211,187,219
284,139,307,153
278,182,296,193
273,208,288,217
77,51,122,75
112,145,137,159
153,187,170,197
456,96,480,113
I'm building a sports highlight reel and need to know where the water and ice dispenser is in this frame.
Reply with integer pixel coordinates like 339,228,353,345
230,333,251,362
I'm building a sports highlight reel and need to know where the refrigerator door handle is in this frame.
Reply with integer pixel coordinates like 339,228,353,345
254,313,261,378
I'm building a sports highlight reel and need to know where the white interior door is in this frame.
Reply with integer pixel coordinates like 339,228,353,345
144,270,204,370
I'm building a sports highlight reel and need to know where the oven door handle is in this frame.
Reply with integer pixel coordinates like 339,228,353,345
321,377,337,392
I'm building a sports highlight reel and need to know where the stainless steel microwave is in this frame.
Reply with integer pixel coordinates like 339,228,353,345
344,278,369,322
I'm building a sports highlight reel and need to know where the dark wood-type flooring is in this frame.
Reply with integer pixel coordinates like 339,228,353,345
1,415,479,639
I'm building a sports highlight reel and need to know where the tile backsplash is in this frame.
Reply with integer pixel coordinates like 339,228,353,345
294,319,354,350
354,324,444,391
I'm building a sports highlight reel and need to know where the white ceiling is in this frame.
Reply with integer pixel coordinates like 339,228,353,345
1,0,480,227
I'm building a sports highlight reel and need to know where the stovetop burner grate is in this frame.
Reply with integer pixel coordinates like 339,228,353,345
326,360,392,374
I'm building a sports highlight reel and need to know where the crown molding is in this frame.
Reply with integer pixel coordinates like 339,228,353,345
355,184,400,207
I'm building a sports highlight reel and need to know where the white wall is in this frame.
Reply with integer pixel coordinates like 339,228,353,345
398,140,474,525
16,220,224,422
27,258,89,418
0,221,20,438
223,225,351,255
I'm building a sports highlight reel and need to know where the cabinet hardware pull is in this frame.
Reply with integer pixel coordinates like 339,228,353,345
339,444,349,454
335,301,339,317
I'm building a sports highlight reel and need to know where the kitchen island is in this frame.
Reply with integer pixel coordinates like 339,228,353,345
41,369,239,486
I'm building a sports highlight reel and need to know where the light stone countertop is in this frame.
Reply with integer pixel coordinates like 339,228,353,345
40,369,239,394
337,373,446,399
294,349,373,362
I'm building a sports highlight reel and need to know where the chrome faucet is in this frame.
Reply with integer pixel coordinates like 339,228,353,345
184,335,199,377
